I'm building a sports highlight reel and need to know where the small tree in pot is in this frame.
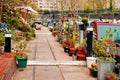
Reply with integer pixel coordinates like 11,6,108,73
93,28,118,80
12,40,32,68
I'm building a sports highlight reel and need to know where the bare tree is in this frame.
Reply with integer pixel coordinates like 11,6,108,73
0,1,3,22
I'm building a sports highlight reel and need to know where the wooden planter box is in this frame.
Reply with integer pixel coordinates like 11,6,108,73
0,53,17,80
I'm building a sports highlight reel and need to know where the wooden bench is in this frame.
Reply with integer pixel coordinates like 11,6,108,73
0,53,17,80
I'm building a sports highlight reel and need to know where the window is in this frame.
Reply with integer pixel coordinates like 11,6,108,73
39,3,43,5
39,6,42,8
33,0,38,2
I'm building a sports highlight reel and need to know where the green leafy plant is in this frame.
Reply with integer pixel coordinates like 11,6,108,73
25,27,35,41
93,28,118,61
0,32,5,46
72,31,79,43
12,40,32,58
81,18,88,26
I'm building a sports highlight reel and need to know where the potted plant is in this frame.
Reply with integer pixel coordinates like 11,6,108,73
0,32,5,53
91,63,98,77
76,39,87,60
52,31,58,37
93,28,118,80
62,38,74,53
13,40,31,68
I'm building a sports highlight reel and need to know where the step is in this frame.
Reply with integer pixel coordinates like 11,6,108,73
27,60,86,66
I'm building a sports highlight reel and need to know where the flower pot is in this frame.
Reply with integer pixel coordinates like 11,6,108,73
86,57,97,68
77,53,86,60
97,59,115,80
17,58,27,68
114,63,120,78
92,68,98,77
72,54,77,61
89,68,92,75
69,48,76,56
106,76,117,80
64,47,70,53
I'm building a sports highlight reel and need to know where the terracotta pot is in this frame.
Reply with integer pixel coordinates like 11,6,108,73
106,76,117,80
69,48,77,56
77,54,86,60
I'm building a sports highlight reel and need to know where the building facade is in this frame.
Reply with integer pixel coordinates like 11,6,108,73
32,0,58,11
31,0,120,11
114,0,120,10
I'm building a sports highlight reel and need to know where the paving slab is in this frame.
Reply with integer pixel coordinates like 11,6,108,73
12,26,97,80
12,66,33,80
34,66,64,80
60,66,97,80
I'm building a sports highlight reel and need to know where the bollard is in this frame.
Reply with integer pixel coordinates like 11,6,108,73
79,24,84,42
4,33,11,52
86,27,93,57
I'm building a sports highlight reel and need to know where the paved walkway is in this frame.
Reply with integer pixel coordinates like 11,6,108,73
11,26,97,80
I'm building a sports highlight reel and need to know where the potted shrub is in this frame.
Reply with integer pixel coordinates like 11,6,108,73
93,28,118,80
92,68,98,78
76,46,86,60
52,31,58,37
62,38,74,53
89,63,98,77
16,50,28,68
0,32,5,53
76,39,87,60
13,40,31,68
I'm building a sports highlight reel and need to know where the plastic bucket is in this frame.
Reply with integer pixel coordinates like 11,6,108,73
17,58,27,68
86,57,97,68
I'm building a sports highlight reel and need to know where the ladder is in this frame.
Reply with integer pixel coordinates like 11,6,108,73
0,1,3,22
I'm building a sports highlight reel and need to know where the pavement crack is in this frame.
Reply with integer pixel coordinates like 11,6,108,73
46,36,56,61
33,66,36,80
32,33,38,80
58,66,65,80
